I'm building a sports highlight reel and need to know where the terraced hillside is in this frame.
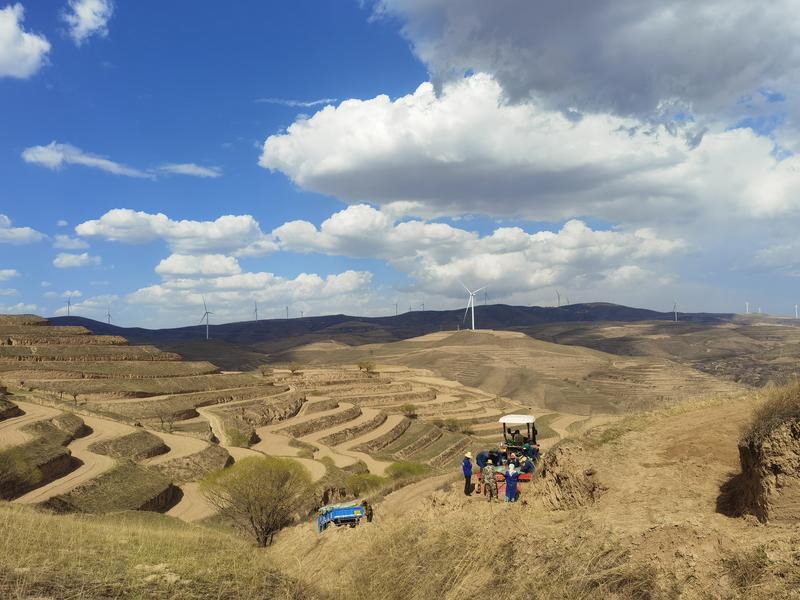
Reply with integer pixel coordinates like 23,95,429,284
0,315,540,523
277,330,745,415
524,317,800,387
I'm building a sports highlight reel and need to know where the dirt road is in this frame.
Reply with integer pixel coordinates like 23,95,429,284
0,399,61,448
14,414,135,504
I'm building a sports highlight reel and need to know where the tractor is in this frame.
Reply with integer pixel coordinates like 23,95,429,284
475,414,540,500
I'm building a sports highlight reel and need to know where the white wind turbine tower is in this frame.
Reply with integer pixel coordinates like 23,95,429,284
106,304,112,325
745,301,750,315
200,296,213,340
795,304,798,319
461,283,487,331
66,294,72,317
253,301,258,321
672,300,678,323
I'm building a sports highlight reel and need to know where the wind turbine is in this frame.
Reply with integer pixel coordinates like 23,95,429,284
200,296,213,340
461,283,487,331
745,301,750,315
253,301,258,321
394,303,398,316
106,304,111,325
672,300,678,323
66,294,72,317
556,290,561,307
795,304,798,319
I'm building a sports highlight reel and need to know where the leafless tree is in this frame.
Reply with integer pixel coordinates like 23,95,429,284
201,456,312,546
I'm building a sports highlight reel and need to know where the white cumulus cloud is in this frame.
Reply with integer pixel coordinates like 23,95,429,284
0,3,50,79
53,234,89,249
155,254,242,277
63,0,113,46
53,252,101,268
0,214,45,244
76,208,277,256
260,74,800,226
0,269,19,281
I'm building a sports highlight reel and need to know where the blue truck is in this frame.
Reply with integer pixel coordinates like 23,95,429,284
317,499,372,532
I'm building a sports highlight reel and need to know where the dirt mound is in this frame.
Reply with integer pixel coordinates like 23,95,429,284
735,420,800,522
534,442,604,509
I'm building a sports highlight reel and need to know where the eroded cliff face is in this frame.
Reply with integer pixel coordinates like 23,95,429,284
535,444,605,510
738,420,800,523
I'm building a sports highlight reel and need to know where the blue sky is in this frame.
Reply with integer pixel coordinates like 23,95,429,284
3,1,800,326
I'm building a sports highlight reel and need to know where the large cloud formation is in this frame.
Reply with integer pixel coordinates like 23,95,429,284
0,3,50,79
374,0,800,119
261,74,800,224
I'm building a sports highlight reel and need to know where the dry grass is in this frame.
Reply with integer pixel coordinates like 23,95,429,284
743,381,800,444
0,503,321,599
44,462,173,513
89,431,169,460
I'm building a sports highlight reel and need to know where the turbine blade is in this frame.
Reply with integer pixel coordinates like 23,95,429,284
473,285,487,294
460,281,472,294
202,295,208,312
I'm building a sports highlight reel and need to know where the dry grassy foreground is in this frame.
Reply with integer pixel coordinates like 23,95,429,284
0,504,320,599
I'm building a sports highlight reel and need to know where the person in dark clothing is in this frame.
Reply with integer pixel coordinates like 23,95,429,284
363,500,374,523
519,456,534,474
463,452,473,496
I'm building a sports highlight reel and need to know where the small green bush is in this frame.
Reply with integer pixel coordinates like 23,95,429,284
385,461,430,480
399,403,417,418
227,428,251,448
344,472,386,496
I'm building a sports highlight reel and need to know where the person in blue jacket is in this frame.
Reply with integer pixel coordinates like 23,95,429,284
504,464,520,502
519,455,534,474
462,451,473,496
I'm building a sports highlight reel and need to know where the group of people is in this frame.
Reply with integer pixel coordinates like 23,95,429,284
461,440,540,503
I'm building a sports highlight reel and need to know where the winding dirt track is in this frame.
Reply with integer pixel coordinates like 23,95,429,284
143,430,208,466
165,482,216,522
14,414,135,504
0,399,61,448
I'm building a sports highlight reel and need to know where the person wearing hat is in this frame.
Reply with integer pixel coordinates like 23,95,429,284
504,464,520,503
462,451,473,496
519,455,534,474
482,459,499,502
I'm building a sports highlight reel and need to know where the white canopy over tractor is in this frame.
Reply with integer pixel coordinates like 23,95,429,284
499,414,536,446
498,414,535,425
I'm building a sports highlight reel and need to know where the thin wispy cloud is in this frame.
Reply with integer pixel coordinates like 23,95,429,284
22,142,222,179
157,163,222,178
255,97,337,107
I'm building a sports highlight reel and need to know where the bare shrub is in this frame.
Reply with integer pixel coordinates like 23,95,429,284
722,545,770,591
357,360,376,374
289,363,303,376
201,456,312,547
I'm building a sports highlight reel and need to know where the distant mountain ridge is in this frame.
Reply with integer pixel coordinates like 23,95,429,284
49,302,732,348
